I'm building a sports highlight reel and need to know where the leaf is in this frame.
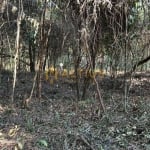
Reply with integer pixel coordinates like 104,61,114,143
38,139,48,147
8,125,19,137
145,134,150,139
17,141,24,150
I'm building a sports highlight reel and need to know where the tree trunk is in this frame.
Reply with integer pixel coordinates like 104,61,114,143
29,39,35,72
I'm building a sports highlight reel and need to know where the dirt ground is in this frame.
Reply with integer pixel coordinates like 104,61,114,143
0,70,150,150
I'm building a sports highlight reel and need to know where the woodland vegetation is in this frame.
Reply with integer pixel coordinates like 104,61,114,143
0,0,150,149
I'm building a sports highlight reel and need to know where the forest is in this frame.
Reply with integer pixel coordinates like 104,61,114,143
0,0,150,149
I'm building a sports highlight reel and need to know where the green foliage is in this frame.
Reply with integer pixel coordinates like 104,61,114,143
128,1,145,30
25,117,34,132
37,139,48,148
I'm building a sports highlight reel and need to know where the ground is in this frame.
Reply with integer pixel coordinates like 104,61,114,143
0,70,150,150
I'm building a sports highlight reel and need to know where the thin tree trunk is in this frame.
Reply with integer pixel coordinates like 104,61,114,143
11,0,23,102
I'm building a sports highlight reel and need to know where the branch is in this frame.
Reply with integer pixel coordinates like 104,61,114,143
132,55,150,72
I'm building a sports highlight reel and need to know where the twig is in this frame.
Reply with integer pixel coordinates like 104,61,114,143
79,135,96,150
93,76,106,114
68,132,96,150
